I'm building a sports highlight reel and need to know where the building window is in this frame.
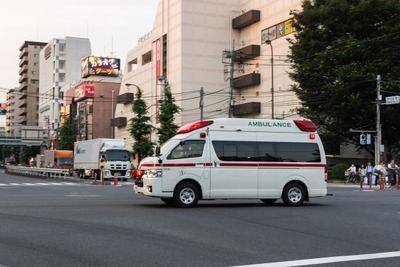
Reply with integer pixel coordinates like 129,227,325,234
142,51,152,65
128,58,138,72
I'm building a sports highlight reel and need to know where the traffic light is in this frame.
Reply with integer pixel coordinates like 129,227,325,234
99,155,105,169
0,103,7,115
360,134,366,145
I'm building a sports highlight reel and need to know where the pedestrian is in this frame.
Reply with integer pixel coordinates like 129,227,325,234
366,162,374,185
373,161,384,186
358,164,366,184
387,159,398,186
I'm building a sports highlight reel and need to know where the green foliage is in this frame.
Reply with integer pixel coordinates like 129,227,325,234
58,118,75,150
157,87,181,145
21,146,40,165
128,87,153,162
289,0,400,157
331,163,348,181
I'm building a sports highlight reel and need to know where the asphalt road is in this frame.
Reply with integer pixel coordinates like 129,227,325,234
1,171,400,267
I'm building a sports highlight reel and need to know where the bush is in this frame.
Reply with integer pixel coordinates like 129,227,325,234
331,163,348,181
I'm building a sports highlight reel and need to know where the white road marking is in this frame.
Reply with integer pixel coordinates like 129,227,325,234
0,182,79,186
233,251,400,267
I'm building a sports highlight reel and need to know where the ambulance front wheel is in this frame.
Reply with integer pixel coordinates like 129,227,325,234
174,183,199,208
282,182,305,206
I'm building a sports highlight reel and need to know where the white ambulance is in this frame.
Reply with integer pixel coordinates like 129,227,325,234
134,118,327,207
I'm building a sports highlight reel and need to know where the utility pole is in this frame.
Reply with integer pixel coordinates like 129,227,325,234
376,74,381,164
222,40,240,118
229,41,235,118
199,87,204,121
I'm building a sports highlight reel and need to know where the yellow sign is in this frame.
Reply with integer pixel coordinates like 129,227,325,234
284,19,295,35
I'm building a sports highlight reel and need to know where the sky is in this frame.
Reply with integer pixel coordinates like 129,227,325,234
0,0,159,92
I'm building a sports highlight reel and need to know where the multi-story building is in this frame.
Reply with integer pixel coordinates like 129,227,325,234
64,80,121,141
115,0,302,150
17,41,47,128
38,37,91,143
6,88,22,135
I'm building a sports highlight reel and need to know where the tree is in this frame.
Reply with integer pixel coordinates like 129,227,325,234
289,0,400,157
128,87,153,163
157,86,181,145
21,146,40,165
58,118,75,150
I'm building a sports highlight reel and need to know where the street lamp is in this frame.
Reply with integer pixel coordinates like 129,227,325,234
265,39,274,119
125,83,140,92
111,89,114,138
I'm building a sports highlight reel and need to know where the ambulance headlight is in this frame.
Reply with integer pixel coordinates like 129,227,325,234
144,169,162,178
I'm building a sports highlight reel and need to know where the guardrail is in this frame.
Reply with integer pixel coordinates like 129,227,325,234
5,165,74,179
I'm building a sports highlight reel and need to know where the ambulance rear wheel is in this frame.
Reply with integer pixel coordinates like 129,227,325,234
174,183,199,208
282,182,305,206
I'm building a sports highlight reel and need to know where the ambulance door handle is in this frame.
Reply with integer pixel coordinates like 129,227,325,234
213,161,218,167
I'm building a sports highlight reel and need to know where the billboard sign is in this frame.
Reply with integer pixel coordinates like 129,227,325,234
81,56,120,78
75,85,95,101
261,18,296,43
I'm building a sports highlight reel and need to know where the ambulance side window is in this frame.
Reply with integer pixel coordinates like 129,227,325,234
212,141,257,161
167,140,205,159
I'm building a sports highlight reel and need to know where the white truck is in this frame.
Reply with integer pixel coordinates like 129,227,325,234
74,139,132,180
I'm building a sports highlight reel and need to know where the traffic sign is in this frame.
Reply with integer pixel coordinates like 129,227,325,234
385,95,400,104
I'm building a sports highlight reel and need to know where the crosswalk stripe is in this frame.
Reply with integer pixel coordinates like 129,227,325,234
0,182,79,186
0,181,133,186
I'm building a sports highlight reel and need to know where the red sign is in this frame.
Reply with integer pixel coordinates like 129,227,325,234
155,38,161,123
75,85,94,101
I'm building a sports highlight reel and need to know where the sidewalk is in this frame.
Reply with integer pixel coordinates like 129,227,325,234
327,180,399,190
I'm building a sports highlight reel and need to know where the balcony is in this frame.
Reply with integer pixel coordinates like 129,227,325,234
19,47,28,59
18,98,27,108
232,73,261,89
19,65,28,75
19,56,28,67
19,74,28,83
19,82,28,92
117,93,134,104
232,10,260,30
19,92,28,100
19,116,27,125
111,117,127,128
234,45,260,63
232,102,261,116
19,107,27,116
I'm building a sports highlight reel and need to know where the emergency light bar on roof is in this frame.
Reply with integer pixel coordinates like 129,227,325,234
176,119,317,134
294,120,317,132
177,120,213,134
